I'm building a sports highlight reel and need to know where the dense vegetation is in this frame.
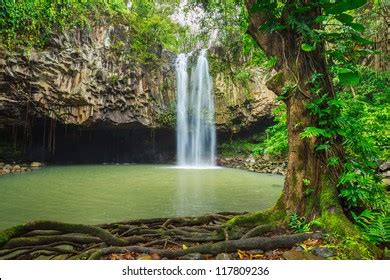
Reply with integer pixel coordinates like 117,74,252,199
0,0,388,259
217,0,389,254
0,0,182,63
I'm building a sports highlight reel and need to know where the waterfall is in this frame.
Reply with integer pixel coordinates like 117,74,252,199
176,49,216,167
176,53,189,166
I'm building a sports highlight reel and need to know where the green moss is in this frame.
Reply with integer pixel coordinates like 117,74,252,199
1,0,182,65
1,0,130,50
314,185,379,259
107,74,120,84
219,133,265,157
318,212,358,237
227,208,286,226
323,230,378,259
156,106,176,128
266,72,284,93
0,225,25,248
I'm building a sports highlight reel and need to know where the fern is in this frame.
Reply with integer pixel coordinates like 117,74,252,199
300,127,333,139
352,210,390,244
289,213,311,233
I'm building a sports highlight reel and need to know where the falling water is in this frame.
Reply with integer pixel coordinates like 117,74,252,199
176,49,216,167
176,53,189,166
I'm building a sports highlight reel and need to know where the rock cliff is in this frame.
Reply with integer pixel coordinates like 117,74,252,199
0,25,275,132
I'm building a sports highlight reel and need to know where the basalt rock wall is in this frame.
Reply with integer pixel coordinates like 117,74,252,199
0,25,276,162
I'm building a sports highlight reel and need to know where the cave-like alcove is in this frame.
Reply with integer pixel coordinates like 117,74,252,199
1,118,176,164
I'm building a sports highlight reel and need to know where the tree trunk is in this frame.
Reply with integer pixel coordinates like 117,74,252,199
374,1,389,72
245,0,345,218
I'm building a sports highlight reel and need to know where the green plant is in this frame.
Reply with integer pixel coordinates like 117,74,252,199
299,68,389,213
0,142,23,162
352,209,390,245
260,104,288,156
0,0,182,65
156,106,176,128
107,73,120,84
324,233,375,260
289,213,311,233
219,136,262,157
0,0,129,49
338,161,387,211
128,0,183,63
235,69,251,89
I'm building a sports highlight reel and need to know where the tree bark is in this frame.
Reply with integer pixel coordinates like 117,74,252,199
245,0,345,218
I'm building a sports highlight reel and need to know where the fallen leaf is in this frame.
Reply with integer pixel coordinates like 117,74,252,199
151,253,161,260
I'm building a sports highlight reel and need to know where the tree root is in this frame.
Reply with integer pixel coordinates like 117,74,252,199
0,221,129,247
88,232,320,260
0,212,320,260
2,245,78,260
0,241,82,258
3,234,101,249
241,223,280,239
23,230,63,237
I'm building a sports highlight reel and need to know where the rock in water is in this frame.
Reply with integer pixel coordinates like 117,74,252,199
30,162,42,168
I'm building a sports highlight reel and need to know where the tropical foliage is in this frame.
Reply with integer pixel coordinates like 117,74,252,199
0,0,182,63
215,0,388,247
0,0,388,254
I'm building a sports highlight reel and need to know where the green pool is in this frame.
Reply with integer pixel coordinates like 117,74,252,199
0,165,283,230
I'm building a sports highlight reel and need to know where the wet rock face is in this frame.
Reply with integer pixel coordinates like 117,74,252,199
214,68,277,132
0,25,276,132
0,25,176,128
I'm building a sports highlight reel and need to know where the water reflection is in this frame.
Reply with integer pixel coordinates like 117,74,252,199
175,169,217,216
0,165,283,229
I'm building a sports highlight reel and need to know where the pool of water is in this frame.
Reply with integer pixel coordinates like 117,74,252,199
0,165,283,230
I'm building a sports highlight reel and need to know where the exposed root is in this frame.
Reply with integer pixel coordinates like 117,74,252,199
241,223,280,239
88,233,320,260
2,245,78,260
3,234,101,249
0,221,129,247
0,212,320,260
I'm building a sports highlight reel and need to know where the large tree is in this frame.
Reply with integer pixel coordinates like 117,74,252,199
244,0,368,223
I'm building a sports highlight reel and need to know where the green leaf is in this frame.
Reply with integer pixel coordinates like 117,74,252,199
347,22,365,32
351,34,373,45
338,72,360,86
336,13,353,23
271,24,287,32
334,67,353,74
325,0,367,15
251,0,277,12
301,43,316,52
314,15,327,23
300,127,332,139
315,143,331,151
